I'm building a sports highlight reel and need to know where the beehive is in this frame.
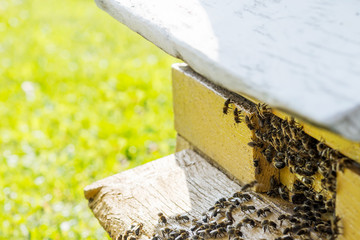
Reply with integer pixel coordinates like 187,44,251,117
85,0,360,239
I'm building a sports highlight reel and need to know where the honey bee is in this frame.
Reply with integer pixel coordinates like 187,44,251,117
262,145,274,163
256,103,270,119
256,207,271,217
225,208,235,223
274,158,286,169
241,217,257,228
210,227,226,238
278,185,289,201
174,214,190,223
316,141,327,153
241,180,257,191
240,205,256,213
253,158,259,167
151,234,161,240
223,98,232,114
302,176,314,186
191,235,204,240
158,213,167,225
175,232,189,240
275,237,294,240
161,227,171,237
245,115,255,130
278,214,290,226
133,223,143,236
247,138,264,148
234,108,244,124
227,226,243,239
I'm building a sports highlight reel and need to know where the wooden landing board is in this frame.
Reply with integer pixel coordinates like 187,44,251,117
84,150,292,240
95,0,360,141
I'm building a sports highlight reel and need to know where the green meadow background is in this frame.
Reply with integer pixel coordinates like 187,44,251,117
0,0,177,238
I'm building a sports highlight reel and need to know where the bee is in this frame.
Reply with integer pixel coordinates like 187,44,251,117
256,207,271,217
297,228,310,236
262,145,274,163
234,108,244,124
117,235,123,240
245,115,255,130
227,226,243,239
158,213,167,225
274,158,286,169
240,193,252,202
174,214,190,223
278,214,290,226
291,193,307,205
191,235,204,240
316,141,327,153
225,208,235,223
247,138,264,149
210,227,226,238
151,234,161,240
241,180,257,191
275,237,294,240
175,232,189,240
201,213,209,223
253,158,259,167
223,98,232,114
256,103,270,119
269,221,277,230
240,205,256,213
241,217,257,228
302,176,314,186
278,185,289,201
133,223,143,236
261,220,270,233
161,227,171,237
197,229,211,237
270,116,281,130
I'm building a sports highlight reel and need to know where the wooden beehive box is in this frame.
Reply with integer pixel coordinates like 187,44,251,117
85,1,360,239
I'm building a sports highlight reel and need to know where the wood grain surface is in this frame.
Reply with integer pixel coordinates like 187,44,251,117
84,150,294,240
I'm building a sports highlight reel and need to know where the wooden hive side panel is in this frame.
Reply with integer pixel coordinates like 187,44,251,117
172,65,255,185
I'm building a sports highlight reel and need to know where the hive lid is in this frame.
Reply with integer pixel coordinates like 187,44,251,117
95,0,360,141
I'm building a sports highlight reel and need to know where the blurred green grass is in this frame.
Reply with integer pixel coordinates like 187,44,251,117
0,0,177,238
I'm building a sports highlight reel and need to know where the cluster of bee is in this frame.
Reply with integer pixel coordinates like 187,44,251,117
150,181,290,240
223,98,347,239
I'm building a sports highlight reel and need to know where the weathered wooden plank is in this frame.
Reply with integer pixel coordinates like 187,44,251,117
337,168,360,240
84,150,292,240
95,0,360,141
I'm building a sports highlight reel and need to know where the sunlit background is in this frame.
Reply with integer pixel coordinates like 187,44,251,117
0,0,177,238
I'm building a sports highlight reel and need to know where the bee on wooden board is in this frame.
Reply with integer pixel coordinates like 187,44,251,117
174,214,190,223
158,212,167,225
241,180,257,191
